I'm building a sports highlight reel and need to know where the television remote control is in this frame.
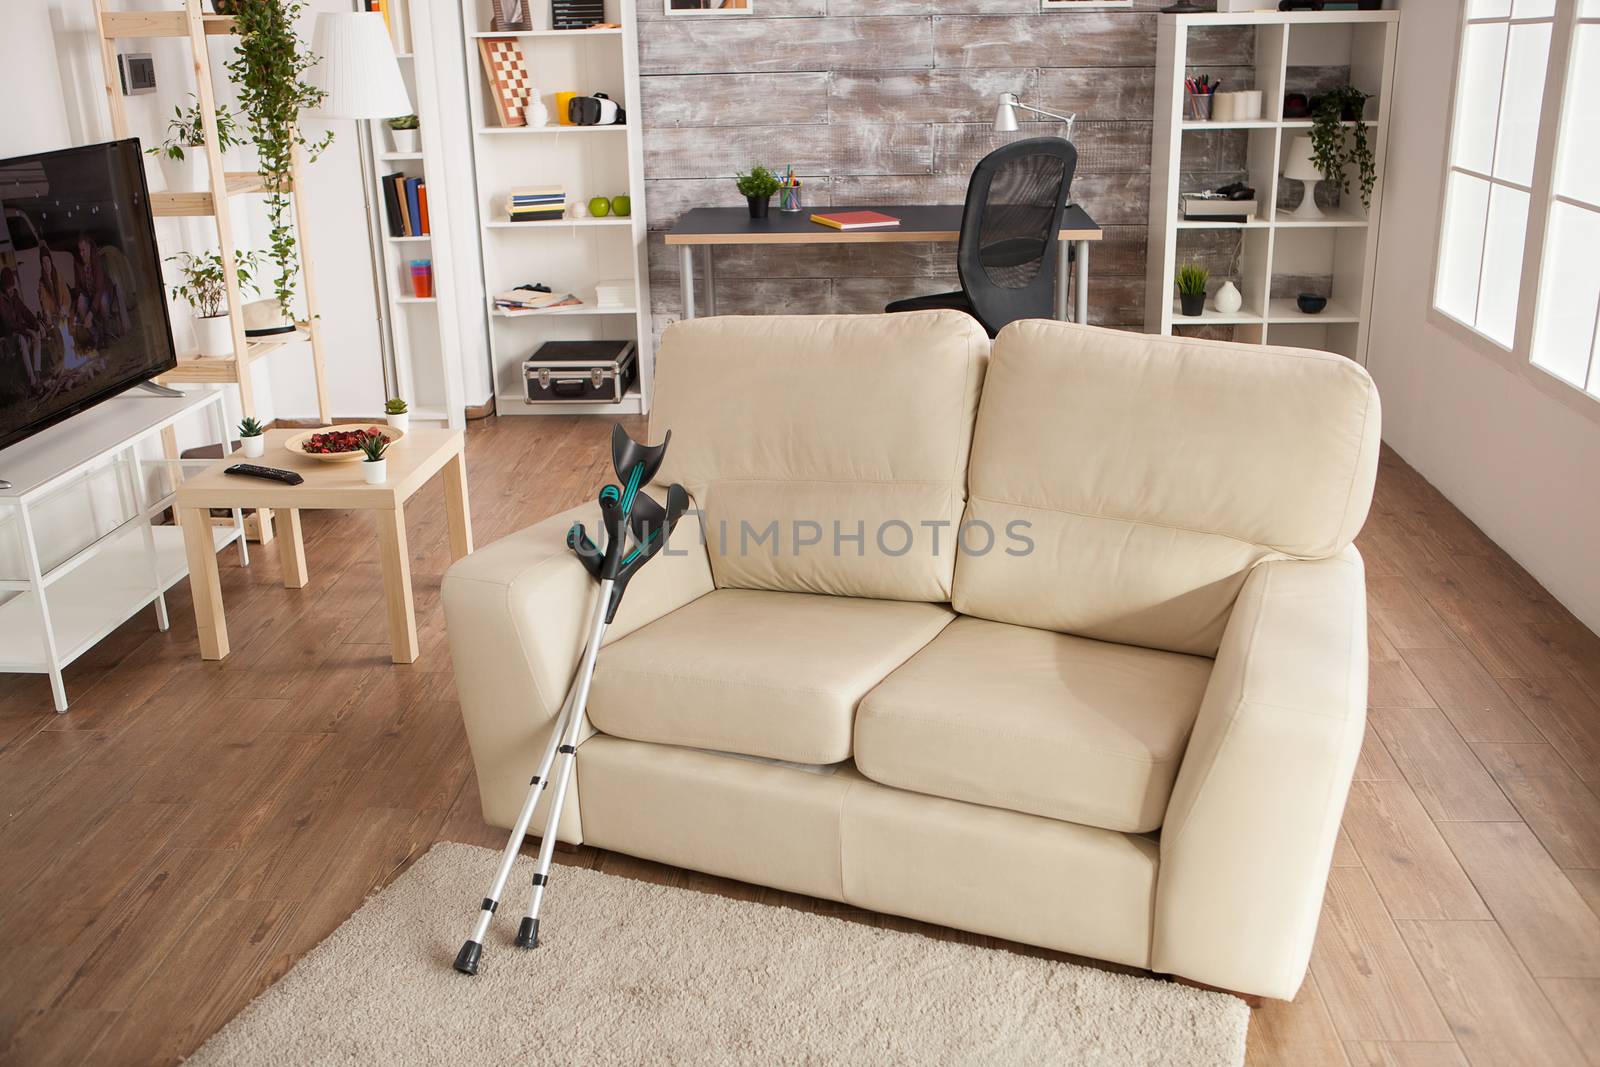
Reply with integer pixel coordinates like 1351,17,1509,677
224,463,304,485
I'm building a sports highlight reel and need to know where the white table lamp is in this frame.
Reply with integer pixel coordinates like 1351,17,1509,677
1284,135,1325,220
307,12,412,119
993,92,1076,141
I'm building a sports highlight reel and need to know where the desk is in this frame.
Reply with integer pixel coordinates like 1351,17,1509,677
175,427,473,665
665,204,1102,324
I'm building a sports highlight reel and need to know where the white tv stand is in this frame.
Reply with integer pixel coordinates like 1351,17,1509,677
0,388,248,711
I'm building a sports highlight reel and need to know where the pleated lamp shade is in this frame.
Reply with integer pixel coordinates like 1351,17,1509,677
307,12,412,120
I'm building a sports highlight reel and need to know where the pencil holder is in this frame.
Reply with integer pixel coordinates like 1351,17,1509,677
1188,92,1213,121
778,180,803,213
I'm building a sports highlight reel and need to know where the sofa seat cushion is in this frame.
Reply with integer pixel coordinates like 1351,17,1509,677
854,616,1213,833
588,588,955,765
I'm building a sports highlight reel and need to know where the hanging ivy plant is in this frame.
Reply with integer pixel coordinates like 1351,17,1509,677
1308,86,1376,211
226,0,332,315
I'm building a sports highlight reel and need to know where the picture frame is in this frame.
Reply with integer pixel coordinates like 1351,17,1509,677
665,0,753,15
1039,0,1134,9
491,0,531,32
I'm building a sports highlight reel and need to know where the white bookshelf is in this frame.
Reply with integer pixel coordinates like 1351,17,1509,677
362,0,469,428
460,0,653,416
1145,10,1399,365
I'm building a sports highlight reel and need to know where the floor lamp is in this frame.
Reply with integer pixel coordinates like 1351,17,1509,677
307,10,413,401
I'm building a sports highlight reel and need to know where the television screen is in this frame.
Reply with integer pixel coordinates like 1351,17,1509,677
0,139,176,452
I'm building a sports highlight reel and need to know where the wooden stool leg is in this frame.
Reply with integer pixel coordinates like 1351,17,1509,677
375,505,418,664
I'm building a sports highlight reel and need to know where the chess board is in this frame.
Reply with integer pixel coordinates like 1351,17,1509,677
477,37,530,127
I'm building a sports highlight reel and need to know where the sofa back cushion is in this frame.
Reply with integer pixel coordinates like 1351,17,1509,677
953,321,1380,656
648,312,989,602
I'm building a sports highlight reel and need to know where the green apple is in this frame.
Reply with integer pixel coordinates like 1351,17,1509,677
588,197,611,218
610,195,631,218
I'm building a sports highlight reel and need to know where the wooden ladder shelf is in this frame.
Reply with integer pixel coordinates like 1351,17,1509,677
92,0,331,424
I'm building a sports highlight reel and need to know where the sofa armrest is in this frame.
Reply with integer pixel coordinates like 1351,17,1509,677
1152,547,1367,1000
443,498,713,836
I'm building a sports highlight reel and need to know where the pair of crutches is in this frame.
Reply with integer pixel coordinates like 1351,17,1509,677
455,424,688,976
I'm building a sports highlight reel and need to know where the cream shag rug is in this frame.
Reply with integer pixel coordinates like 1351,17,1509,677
190,842,1249,1066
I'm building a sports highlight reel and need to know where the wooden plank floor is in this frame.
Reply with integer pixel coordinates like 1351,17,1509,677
2,414,1599,1065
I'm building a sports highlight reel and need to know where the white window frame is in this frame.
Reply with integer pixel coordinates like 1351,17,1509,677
1429,0,1595,417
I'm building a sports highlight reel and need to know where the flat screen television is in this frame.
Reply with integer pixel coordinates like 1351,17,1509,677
0,139,176,452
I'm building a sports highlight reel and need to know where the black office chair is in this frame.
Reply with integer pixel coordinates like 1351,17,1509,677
885,137,1077,338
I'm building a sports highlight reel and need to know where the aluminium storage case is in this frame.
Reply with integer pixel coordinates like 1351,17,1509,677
523,340,639,404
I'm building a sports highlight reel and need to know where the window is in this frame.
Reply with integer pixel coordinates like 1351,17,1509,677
1434,0,1554,348
1434,0,1600,403
1531,3,1600,395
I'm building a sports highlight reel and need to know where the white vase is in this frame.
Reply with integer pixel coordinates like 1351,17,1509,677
363,459,388,485
240,435,265,458
164,152,208,193
390,129,419,154
1213,280,1243,315
387,411,410,433
193,314,234,357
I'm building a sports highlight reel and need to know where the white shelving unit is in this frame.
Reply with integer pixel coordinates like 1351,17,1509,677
0,389,245,712
460,0,654,416
361,0,469,428
1146,10,1399,365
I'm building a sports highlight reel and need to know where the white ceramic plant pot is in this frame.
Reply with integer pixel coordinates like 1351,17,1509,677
363,458,388,485
386,412,410,433
1213,280,1243,315
240,435,265,458
390,129,419,153
164,152,208,193
193,313,234,357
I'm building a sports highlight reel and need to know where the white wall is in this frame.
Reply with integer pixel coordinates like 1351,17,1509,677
0,0,387,425
1369,1,1600,634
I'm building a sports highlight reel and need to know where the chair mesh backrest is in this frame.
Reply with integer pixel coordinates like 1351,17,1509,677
977,152,1067,289
956,137,1077,336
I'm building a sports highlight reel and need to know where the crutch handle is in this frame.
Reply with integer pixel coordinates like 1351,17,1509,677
566,522,602,578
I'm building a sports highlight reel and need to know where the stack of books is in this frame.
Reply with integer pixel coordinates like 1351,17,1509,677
594,279,631,308
506,186,565,223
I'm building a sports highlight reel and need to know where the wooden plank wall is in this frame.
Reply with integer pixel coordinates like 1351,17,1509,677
636,0,1253,334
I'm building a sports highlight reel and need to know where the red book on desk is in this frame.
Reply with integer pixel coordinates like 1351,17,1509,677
810,210,900,231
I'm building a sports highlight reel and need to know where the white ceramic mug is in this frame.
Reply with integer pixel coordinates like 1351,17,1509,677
1212,93,1238,122
1242,90,1263,120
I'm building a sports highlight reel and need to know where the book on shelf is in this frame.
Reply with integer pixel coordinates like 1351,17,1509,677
810,210,900,231
494,287,583,313
381,174,429,237
417,183,430,233
381,172,404,236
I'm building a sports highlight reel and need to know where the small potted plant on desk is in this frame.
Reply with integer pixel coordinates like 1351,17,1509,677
736,166,781,219
168,249,262,357
388,115,420,154
385,397,409,433
1176,262,1209,317
146,93,243,192
360,431,389,485
238,416,265,458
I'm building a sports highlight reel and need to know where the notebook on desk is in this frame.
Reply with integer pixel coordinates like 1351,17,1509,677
810,210,900,231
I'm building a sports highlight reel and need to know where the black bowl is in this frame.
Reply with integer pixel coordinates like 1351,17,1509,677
1296,293,1328,314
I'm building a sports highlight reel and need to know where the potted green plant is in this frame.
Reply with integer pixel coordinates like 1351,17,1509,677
359,430,389,484
384,396,409,433
1176,262,1209,317
226,0,335,318
167,249,263,357
146,93,244,193
1307,87,1376,212
387,114,420,154
237,416,265,458
735,166,781,219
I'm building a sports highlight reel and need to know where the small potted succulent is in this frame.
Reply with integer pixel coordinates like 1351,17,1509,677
167,249,262,357
735,165,781,219
359,430,389,484
1176,262,1209,317
237,416,265,458
146,93,243,193
388,114,420,154
384,396,410,433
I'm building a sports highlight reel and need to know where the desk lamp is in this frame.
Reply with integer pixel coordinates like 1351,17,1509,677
993,93,1076,141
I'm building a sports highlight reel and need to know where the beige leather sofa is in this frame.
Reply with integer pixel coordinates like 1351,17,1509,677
444,312,1379,1000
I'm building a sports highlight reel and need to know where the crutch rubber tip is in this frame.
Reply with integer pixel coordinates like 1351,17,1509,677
454,940,483,975
515,917,540,949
